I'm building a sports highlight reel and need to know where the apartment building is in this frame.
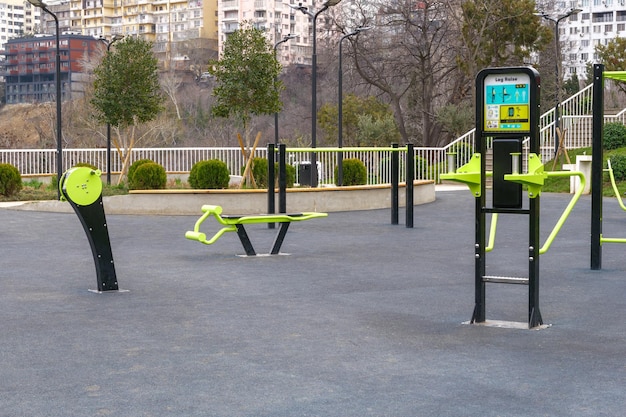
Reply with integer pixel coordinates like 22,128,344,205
35,0,219,70
0,0,39,57
2,33,102,103
546,0,626,80
219,0,335,67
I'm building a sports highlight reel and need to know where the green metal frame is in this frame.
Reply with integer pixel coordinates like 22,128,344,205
600,160,626,244
185,205,327,255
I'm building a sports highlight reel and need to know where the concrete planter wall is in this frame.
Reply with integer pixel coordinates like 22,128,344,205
11,181,435,215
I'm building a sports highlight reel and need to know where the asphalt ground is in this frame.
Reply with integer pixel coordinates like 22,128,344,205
1,190,625,416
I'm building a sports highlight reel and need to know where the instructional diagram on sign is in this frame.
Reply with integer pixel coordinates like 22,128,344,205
483,73,531,132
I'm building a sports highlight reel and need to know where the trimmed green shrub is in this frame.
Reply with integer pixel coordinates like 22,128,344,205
241,157,268,187
609,154,626,181
415,156,428,179
0,163,23,197
73,162,99,171
127,159,154,185
189,159,230,189
336,158,367,186
129,162,167,190
603,122,626,150
241,157,296,188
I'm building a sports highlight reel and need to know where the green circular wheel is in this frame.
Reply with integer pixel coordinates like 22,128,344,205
62,167,103,206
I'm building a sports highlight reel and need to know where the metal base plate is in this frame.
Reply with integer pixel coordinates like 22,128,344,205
88,289,130,294
463,320,552,330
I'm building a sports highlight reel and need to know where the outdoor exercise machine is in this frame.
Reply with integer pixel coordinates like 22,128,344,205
442,66,584,329
590,64,626,266
59,166,119,292
266,143,417,228
185,204,327,256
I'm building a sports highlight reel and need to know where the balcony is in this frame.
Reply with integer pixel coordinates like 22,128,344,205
221,0,239,11
223,23,240,33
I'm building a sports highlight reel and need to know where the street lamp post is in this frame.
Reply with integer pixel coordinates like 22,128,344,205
28,0,62,199
338,26,370,186
290,0,342,187
98,34,124,185
538,8,582,156
273,34,296,146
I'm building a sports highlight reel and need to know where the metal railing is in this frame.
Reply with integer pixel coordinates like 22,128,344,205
3,83,625,185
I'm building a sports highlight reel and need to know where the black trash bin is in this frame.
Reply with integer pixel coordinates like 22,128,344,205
298,162,312,186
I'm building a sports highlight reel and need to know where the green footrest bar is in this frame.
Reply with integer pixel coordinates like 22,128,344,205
185,205,328,256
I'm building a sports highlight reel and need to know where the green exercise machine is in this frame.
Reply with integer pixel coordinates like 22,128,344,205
442,66,584,329
185,205,327,256
60,166,119,292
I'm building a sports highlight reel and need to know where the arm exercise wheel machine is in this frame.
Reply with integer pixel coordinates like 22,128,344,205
60,166,119,292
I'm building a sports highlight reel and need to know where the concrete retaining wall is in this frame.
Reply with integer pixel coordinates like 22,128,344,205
9,181,435,215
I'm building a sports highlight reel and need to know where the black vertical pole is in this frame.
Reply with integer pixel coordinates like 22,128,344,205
278,144,287,214
591,63,604,270
529,197,542,327
529,85,542,327
391,143,399,225
267,143,275,229
405,143,414,228
471,131,486,324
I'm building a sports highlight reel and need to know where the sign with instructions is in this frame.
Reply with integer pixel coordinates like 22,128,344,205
483,73,531,133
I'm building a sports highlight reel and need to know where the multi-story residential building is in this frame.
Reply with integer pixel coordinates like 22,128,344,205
1,33,101,103
34,0,219,70
218,0,332,67
0,0,40,59
545,0,626,80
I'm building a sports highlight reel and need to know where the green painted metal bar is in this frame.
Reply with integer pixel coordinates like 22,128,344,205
605,160,626,211
485,213,498,252
538,170,585,255
285,146,408,153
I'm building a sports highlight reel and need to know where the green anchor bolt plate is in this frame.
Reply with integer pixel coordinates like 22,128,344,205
62,167,103,206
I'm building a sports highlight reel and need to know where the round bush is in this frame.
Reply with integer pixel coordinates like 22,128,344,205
603,122,626,150
74,162,98,171
241,157,268,187
415,156,428,179
336,158,367,186
0,163,23,197
240,157,295,188
609,154,626,181
189,159,230,189
127,159,155,184
129,162,167,190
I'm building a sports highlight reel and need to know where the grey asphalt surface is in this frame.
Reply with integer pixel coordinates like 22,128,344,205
1,190,625,416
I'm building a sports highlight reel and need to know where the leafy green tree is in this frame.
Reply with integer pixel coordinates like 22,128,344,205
318,94,399,146
459,0,552,93
596,37,626,94
91,36,164,184
209,22,282,147
563,73,581,97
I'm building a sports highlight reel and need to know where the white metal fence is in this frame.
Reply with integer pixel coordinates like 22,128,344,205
2,82,625,185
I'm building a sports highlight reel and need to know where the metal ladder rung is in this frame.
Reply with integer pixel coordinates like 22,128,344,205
482,275,529,285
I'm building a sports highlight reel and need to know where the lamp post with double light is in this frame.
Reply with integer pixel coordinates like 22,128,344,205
337,26,370,186
273,33,296,146
98,34,124,185
290,0,342,187
537,8,582,155
28,0,62,199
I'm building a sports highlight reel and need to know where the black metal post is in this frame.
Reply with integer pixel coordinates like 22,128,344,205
591,63,604,270
98,34,123,184
391,143,399,225
405,143,414,228
267,143,275,229
278,144,287,214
